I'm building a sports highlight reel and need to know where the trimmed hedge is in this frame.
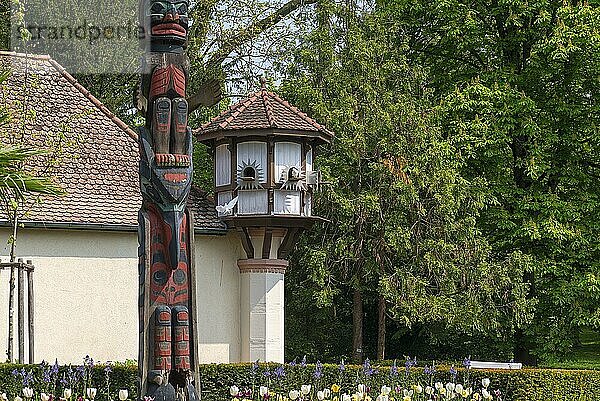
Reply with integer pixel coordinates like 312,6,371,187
1,361,600,401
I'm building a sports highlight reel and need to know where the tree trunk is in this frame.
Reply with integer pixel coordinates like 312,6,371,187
377,295,386,360
352,288,363,364
7,211,17,361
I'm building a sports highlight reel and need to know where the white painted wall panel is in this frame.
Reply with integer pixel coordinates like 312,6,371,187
238,190,268,215
215,144,231,186
0,228,245,364
274,142,301,182
274,190,301,215
237,142,267,183
306,147,313,172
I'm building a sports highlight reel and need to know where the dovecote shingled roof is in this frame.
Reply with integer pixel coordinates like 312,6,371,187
195,86,333,143
0,52,225,233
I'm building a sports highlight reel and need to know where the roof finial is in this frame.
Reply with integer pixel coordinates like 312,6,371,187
259,75,267,91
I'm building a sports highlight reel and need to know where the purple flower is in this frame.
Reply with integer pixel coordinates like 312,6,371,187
390,360,398,377
263,369,271,377
463,357,471,369
51,359,60,375
104,362,113,374
300,355,307,367
338,359,345,372
314,360,323,379
84,355,94,368
450,365,457,380
424,365,436,376
11,369,18,377
274,365,285,379
243,389,252,398
363,358,374,376
288,358,297,366
251,360,259,373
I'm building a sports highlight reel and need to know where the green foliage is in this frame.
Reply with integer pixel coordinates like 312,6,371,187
197,362,600,401
281,2,531,360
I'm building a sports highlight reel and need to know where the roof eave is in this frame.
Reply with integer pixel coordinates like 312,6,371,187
194,127,333,145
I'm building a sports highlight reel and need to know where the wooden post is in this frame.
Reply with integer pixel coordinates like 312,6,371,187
26,260,34,363
17,258,24,364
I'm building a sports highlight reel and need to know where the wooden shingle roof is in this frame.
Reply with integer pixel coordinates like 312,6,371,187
195,87,333,143
0,52,225,233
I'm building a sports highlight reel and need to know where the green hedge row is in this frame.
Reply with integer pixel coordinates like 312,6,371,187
1,361,600,401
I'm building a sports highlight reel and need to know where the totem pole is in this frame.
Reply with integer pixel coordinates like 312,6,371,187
137,1,199,400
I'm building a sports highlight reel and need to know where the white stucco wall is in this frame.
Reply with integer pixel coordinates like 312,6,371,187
0,227,244,365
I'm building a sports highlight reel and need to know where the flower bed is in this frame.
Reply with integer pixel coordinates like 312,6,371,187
1,357,600,401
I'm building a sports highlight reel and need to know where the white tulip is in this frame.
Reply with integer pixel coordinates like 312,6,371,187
403,390,413,397
446,383,455,393
1,393,7,401
118,390,128,401
87,388,97,400
377,395,389,401
40,394,50,401
14,396,22,401
289,390,300,401
317,391,325,401
323,389,331,399
425,386,434,395
22,388,33,399
380,386,391,396
357,384,366,394
481,378,490,389
434,382,443,391
455,384,463,394
63,389,72,400
230,386,240,397
482,389,492,400
259,386,268,397
301,385,311,395
342,395,351,401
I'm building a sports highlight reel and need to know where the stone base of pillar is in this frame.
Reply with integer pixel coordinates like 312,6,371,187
238,259,288,363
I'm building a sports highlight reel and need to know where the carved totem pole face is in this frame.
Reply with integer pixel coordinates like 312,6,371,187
141,0,190,48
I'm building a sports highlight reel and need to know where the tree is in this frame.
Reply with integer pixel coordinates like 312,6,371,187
280,2,531,362
382,0,600,363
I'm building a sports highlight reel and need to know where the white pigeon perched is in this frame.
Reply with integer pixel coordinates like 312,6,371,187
216,196,238,216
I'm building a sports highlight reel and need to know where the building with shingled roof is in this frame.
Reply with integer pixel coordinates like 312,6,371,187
0,52,245,364
0,53,331,364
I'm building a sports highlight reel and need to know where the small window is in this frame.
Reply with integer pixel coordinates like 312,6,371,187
243,166,256,179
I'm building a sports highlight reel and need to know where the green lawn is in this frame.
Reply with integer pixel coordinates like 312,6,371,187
540,328,600,370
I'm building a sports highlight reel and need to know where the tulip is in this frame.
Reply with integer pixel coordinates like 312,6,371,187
473,393,481,400
22,389,33,399
259,387,268,397
230,386,240,397
317,391,325,401
40,394,50,401
14,396,22,401
1,394,7,401
434,383,443,391
482,389,492,400
331,385,340,394
342,395,351,401
87,389,97,400
481,378,490,389
324,389,331,399
445,383,455,393
118,390,128,401
414,385,423,394
425,387,434,395
63,390,72,400
380,386,391,396
289,390,300,401
375,395,388,401
455,384,463,394
357,385,366,394
301,385,311,396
